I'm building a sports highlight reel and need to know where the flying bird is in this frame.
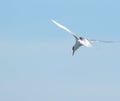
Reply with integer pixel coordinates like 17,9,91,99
51,19,119,55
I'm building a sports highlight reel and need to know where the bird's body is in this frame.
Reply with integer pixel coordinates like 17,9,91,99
51,19,119,55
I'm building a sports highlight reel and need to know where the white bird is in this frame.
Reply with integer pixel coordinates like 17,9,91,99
51,19,119,55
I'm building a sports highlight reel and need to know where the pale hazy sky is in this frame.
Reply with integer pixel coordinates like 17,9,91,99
0,0,120,101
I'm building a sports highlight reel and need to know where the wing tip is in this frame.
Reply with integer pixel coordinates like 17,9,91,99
51,19,56,23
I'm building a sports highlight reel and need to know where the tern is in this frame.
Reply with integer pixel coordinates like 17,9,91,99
51,19,119,55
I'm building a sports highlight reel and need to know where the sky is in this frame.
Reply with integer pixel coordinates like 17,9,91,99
0,0,120,101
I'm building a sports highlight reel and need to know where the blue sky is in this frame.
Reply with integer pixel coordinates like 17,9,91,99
0,0,120,101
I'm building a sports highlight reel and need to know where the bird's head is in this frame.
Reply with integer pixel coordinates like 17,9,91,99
72,46,75,56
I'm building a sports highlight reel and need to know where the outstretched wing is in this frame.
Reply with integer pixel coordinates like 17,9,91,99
51,19,80,40
90,39,120,43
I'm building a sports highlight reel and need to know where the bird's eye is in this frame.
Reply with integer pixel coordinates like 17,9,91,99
72,47,74,50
